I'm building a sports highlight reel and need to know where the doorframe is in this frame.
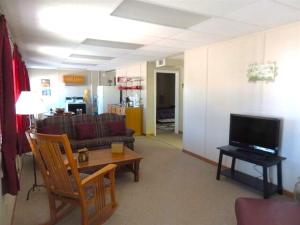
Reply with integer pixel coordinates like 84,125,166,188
153,69,180,136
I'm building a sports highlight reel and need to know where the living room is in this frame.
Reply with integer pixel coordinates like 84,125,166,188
1,1,300,225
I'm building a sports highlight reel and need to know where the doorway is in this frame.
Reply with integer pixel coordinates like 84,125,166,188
156,72,175,134
154,71,182,148
154,70,180,134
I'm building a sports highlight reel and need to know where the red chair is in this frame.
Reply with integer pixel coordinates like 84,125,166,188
235,197,300,225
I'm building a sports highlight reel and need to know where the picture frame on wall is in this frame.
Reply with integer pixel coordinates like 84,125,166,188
41,79,51,96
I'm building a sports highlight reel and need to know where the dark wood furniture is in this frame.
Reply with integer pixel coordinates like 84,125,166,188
73,147,143,182
216,145,286,198
26,131,117,225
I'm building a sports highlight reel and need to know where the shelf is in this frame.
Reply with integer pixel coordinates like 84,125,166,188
221,169,278,195
118,85,142,90
117,76,143,83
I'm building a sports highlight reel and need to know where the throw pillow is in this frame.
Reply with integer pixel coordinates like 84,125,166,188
39,125,62,135
75,123,97,140
106,121,126,136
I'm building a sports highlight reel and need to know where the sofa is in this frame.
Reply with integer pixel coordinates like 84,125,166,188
36,113,135,151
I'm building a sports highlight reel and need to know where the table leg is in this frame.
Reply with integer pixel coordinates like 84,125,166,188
277,162,283,195
216,152,223,180
263,166,269,199
231,157,236,176
133,161,140,182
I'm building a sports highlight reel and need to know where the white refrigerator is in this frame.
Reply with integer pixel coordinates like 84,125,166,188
97,86,120,114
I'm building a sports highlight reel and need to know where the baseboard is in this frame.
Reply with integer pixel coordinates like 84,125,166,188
183,149,218,167
283,189,294,198
142,133,154,136
183,149,294,199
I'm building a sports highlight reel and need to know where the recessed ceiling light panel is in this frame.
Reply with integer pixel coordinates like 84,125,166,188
63,62,98,67
111,0,210,29
70,54,114,60
82,38,144,50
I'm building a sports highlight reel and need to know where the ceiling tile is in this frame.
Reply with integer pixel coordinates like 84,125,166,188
2,0,300,70
225,0,300,28
138,45,182,54
75,44,134,56
275,0,300,10
154,39,202,50
171,30,226,44
190,18,264,38
138,0,260,17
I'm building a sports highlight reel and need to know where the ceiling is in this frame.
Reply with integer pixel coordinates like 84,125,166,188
0,0,300,71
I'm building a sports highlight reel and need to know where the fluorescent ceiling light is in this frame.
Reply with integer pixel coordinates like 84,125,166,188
62,62,98,67
82,38,144,49
111,0,210,29
70,54,114,60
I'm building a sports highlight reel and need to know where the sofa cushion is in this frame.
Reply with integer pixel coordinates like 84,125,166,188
71,115,97,138
36,116,73,138
75,123,97,140
99,136,135,147
70,136,135,151
106,121,126,136
95,113,125,137
39,125,62,135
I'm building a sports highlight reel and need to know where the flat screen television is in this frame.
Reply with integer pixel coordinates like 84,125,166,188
229,114,282,155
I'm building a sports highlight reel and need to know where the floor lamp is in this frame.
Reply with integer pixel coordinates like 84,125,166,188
16,91,46,200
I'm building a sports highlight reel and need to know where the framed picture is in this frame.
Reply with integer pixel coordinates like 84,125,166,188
247,62,277,82
41,79,51,96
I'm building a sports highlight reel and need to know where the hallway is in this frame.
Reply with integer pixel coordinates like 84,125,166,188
154,130,182,149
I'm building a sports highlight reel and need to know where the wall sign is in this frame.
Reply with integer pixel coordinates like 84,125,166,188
247,62,278,82
63,74,86,85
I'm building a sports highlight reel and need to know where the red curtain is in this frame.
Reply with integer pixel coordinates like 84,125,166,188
13,45,30,154
0,15,20,195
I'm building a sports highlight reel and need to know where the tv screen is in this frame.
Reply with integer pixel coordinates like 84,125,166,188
229,114,281,155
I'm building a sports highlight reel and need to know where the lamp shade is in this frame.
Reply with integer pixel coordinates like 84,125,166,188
16,91,46,115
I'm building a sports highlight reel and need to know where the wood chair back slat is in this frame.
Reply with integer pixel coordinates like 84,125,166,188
25,131,117,225
38,139,74,195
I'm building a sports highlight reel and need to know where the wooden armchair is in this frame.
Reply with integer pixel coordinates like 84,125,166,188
25,131,117,225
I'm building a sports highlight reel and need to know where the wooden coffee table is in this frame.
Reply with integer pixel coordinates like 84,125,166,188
73,147,143,182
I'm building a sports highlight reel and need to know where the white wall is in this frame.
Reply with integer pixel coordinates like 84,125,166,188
28,69,96,113
184,21,300,192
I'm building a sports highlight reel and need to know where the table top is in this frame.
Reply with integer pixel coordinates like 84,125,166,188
72,147,143,170
217,145,286,166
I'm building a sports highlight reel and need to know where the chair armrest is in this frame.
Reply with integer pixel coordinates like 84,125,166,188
80,164,117,208
81,164,117,186
126,128,135,137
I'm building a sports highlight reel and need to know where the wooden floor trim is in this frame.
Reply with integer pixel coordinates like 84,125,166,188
183,149,218,167
183,149,294,199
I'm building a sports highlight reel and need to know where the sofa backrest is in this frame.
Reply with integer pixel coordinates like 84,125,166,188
70,114,96,139
36,116,74,138
94,113,125,137
36,113,126,139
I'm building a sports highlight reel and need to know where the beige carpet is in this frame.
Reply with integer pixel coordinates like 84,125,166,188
13,136,282,225
154,131,183,149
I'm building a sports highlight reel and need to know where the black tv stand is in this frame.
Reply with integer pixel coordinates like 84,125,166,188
216,145,286,198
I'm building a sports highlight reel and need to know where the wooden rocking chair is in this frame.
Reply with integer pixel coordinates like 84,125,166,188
25,131,117,225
